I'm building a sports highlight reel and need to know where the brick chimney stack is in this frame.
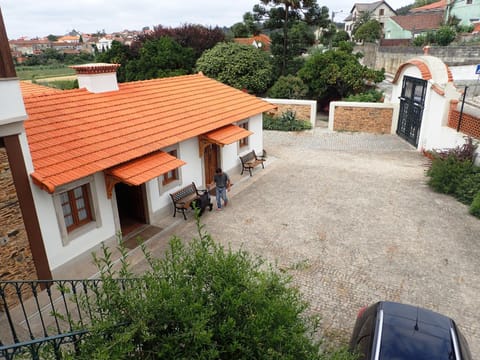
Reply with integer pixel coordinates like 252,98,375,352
70,63,120,93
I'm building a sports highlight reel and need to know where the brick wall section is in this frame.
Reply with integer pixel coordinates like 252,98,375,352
0,146,38,307
267,104,311,121
447,102,480,140
334,106,393,134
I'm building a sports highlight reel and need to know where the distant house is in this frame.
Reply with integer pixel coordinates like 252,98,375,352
8,63,275,277
233,34,271,52
344,1,397,38
409,0,446,13
9,38,51,55
445,0,480,26
385,12,444,39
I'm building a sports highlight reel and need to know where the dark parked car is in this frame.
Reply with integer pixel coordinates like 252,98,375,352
349,301,472,360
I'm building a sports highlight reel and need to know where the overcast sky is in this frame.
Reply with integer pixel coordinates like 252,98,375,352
1,0,413,39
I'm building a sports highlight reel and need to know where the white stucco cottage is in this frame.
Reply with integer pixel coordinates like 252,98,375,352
10,63,275,276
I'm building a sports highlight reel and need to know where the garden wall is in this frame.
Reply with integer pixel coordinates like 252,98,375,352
447,100,480,140
328,101,396,134
263,98,317,128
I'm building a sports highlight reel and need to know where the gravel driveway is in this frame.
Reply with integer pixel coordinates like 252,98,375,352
145,128,480,355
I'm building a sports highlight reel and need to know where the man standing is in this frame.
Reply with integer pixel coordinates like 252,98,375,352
209,168,231,210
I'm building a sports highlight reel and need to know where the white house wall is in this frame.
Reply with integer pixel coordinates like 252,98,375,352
30,166,116,270
147,137,204,218
27,115,265,270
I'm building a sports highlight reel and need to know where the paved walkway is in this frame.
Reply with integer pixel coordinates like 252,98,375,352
136,127,480,355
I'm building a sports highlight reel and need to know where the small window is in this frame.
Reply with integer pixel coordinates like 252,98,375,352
238,122,249,148
163,149,179,185
60,184,93,232
466,0,472,4
379,9,384,16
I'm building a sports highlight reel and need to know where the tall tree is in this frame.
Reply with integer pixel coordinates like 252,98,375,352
96,40,134,82
354,19,382,42
196,42,273,95
298,47,384,105
125,37,195,81
253,0,330,75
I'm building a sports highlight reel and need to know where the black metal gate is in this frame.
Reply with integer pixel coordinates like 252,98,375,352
397,75,427,147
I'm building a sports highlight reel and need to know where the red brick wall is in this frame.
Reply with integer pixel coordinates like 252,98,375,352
447,101,480,140
333,105,393,134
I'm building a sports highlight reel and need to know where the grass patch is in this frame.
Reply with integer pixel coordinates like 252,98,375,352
15,65,76,80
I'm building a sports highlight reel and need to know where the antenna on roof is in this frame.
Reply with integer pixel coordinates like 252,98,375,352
414,307,419,331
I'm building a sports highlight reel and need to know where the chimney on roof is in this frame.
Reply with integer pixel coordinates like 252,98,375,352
70,63,120,93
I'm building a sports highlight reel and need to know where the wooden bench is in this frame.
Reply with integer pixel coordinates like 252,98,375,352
239,150,266,176
170,182,211,220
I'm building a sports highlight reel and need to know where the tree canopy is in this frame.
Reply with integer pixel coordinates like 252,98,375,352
96,40,134,82
353,20,382,43
196,42,273,95
134,24,225,60
125,37,195,81
252,0,330,75
298,48,384,105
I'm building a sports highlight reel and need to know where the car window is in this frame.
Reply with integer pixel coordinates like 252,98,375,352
379,315,454,360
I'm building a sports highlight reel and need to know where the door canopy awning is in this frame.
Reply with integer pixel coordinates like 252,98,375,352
199,124,253,156
105,151,185,198
204,124,253,145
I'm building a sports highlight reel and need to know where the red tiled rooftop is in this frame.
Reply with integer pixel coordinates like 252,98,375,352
23,73,276,193
391,12,444,32
20,81,60,96
410,0,446,12
234,34,271,51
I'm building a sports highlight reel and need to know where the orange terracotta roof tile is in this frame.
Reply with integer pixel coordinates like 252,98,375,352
204,124,253,145
106,151,186,186
410,0,446,12
20,81,60,96
233,34,271,51
23,73,276,193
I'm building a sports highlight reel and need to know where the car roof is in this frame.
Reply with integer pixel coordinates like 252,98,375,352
377,301,456,360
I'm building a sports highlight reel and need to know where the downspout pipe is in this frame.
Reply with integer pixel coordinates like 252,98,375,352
457,86,468,132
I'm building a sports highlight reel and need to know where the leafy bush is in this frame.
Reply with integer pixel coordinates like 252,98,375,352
429,137,478,162
263,110,312,131
470,191,480,218
454,169,480,205
435,26,457,46
427,155,473,194
196,42,273,95
66,220,328,359
267,75,308,99
343,89,383,103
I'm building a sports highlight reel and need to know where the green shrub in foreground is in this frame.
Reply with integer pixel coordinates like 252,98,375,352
426,155,473,194
454,169,480,205
67,219,335,359
470,191,480,218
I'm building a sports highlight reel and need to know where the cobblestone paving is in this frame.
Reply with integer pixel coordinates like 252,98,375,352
143,128,480,355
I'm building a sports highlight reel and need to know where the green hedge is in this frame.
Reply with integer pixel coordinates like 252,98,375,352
263,110,312,131
425,139,480,219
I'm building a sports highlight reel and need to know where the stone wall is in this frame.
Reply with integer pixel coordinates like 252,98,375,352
330,102,394,134
357,43,480,75
0,145,38,307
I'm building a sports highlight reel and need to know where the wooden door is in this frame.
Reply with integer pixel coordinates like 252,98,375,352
204,144,219,186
